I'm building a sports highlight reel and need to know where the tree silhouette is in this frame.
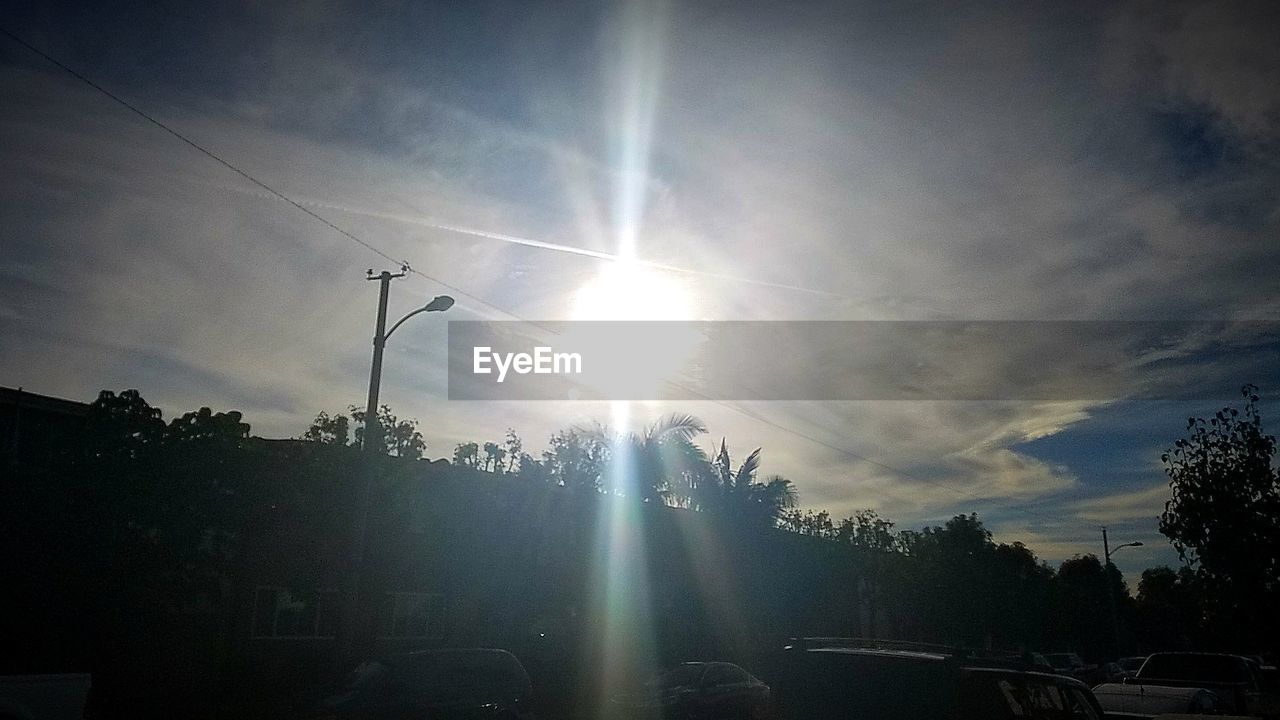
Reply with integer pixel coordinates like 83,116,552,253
482,441,505,472
453,441,480,468
302,404,425,459
301,411,349,445
1160,384,1279,646
1135,565,1203,650
697,439,797,527
543,429,607,494
592,413,709,504
502,429,522,473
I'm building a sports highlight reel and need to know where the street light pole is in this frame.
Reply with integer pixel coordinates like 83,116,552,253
1101,526,1144,659
340,266,452,664
362,268,404,455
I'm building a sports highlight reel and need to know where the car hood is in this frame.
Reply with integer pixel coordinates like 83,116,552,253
613,686,699,707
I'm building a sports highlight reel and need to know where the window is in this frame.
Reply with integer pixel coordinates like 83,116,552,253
251,587,338,639
380,592,444,638
1066,688,1100,720
704,664,742,686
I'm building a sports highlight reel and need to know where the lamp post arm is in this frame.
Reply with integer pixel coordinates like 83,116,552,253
384,307,429,341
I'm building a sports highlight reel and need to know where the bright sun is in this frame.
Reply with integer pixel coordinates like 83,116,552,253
571,261,696,321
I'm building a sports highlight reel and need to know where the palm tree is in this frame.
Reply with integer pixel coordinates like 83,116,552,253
698,439,798,528
592,413,709,504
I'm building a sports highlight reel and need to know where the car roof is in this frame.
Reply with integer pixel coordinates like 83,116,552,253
390,647,518,663
806,647,949,662
1147,651,1249,661
965,667,1090,688
1093,683,1208,699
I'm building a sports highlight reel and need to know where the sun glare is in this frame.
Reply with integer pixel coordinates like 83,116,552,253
571,261,695,321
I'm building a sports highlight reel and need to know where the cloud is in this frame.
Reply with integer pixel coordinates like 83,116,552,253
1072,483,1171,525
2,0,1276,568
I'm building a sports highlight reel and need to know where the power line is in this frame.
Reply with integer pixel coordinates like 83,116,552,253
1,27,1090,532
0,25,512,313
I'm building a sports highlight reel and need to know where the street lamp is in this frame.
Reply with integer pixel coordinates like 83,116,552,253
1105,540,1143,565
343,267,452,661
362,266,453,454
1102,527,1143,658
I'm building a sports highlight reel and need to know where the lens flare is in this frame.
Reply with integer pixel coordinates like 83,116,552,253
571,260,695,321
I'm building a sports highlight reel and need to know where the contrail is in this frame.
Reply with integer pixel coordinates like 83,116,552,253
234,187,858,302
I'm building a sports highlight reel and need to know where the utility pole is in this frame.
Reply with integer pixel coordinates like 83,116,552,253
340,266,407,665
1103,526,1119,659
362,267,406,456
337,267,452,668
1101,528,1143,659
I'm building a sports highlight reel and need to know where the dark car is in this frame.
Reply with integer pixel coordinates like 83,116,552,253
1044,653,1090,680
1129,651,1276,717
1092,683,1226,719
612,662,771,720
1116,657,1147,679
304,648,535,720
774,640,1105,720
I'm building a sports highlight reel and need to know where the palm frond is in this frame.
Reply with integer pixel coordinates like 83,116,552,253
734,447,762,490
761,474,799,508
645,413,708,443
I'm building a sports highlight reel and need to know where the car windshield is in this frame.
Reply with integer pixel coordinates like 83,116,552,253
1045,654,1082,668
651,664,705,689
1139,655,1250,683
1119,658,1146,671
964,673,1100,720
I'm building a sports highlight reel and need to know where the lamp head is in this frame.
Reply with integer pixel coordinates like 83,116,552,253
424,295,455,312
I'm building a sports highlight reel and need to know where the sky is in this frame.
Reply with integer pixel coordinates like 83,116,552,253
3,0,1279,583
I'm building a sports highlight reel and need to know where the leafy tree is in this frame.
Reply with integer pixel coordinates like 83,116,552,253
592,414,709,503
301,411,349,445
1051,555,1117,659
453,441,480,468
836,510,899,552
482,441,506,472
80,389,165,462
302,404,425,459
1135,565,1203,651
1160,385,1279,645
697,439,797,526
354,404,425,459
166,407,250,444
543,429,607,494
781,509,836,537
988,541,1054,649
903,514,998,645
515,452,549,483
502,429,522,473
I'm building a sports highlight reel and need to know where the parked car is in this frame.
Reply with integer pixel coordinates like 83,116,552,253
302,648,535,720
1024,653,1057,674
1096,663,1125,685
612,662,771,720
1128,651,1278,718
1092,682,1226,719
773,639,1106,720
0,674,92,720
1116,657,1148,680
1044,653,1090,680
